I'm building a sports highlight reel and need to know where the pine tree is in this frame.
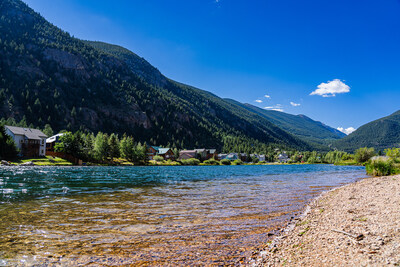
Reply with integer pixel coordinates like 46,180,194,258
108,133,120,160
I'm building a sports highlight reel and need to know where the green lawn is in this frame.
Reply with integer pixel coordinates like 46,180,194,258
11,156,73,166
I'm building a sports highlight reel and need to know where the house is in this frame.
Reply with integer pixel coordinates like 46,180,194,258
179,150,197,160
46,133,64,152
157,148,174,160
205,149,218,160
195,149,207,160
147,146,160,160
218,153,228,160
278,152,289,163
5,125,47,157
147,146,175,160
250,154,267,162
226,153,239,161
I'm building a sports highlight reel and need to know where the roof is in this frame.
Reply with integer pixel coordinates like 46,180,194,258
46,133,64,143
180,150,197,154
195,149,206,153
5,125,47,140
207,149,217,154
151,146,160,151
158,148,172,155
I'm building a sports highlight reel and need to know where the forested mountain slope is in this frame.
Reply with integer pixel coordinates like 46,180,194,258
334,110,400,152
0,0,312,151
225,100,345,146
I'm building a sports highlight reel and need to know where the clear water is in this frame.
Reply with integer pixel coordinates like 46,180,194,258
0,165,367,265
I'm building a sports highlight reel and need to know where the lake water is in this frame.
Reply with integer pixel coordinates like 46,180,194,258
0,165,367,265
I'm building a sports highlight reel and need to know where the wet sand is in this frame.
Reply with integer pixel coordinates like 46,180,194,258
251,175,400,266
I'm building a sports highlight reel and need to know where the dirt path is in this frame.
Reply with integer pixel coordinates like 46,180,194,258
251,175,400,266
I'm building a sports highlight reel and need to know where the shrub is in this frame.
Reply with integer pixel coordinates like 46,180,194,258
355,147,375,163
366,157,396,176
384,148,400,163
203,158,220,165
220,159,231,165
232,159,243,165
180,158,200,165
153,155,164,162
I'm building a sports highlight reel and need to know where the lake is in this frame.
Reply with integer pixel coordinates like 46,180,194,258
0,165,367,265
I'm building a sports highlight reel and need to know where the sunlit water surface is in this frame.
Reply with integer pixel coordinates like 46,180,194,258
0,165,367,265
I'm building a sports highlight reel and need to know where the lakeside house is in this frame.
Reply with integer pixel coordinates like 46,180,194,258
178,149,218,161
46,133,64,152
278,152,289,163
219,153,239,161
250,154,266,162
206,149,218,160
147,146,174,160
179,150,197,160
5,125,47,157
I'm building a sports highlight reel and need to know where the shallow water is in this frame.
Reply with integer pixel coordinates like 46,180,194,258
0,165,367,265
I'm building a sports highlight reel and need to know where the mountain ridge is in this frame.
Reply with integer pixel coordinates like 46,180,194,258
334,110,400,152
0,0,316,152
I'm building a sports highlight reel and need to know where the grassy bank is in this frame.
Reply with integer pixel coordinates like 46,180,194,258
10,156,73,166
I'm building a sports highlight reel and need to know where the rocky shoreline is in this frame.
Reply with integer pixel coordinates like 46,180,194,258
249,175,400,266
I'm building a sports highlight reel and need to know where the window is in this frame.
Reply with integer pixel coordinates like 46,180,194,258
42,139,45,145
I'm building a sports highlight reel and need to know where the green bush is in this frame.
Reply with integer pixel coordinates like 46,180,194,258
232,159,243,165
203,158,220,165
153,155,164,162
220,159,231,165
180,158,200,165
366,157,396,176
355,147,375,163
384,148,400,163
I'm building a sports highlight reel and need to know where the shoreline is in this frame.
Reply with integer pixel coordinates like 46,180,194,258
249,174,400,266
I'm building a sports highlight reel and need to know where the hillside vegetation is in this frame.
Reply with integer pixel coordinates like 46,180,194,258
225,100,345,147
334,110,400,152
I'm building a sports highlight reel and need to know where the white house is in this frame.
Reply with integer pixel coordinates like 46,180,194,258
278,152,289,163
5,126,47,157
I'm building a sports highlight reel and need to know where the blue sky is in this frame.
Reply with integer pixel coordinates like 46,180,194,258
23,0,400,133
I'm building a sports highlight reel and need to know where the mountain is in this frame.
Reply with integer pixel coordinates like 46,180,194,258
334,110,400,152
0,0,313,152
224,100,345,146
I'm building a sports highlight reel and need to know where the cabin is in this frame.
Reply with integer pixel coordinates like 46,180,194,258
147,146,174,160
226,153,239,161
251,154,266,162
147,146,160,160
205,149,218,160
195,149,208,160
5,125,47,157
157,148,174,160
179,150,197,160
46,133,64,152
278,152,289,163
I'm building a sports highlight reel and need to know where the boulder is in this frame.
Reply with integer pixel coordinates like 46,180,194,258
1,160,10,166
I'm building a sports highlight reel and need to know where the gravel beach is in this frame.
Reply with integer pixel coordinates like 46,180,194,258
251,174,400,266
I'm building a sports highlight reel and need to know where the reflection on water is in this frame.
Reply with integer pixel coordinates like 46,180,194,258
0,165,367,265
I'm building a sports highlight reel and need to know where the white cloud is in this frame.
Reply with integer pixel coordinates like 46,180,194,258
255,99,263,103
337,127,356,135
264,104,284,112
264,95,271,99
310,79,350,97
290,102,300,107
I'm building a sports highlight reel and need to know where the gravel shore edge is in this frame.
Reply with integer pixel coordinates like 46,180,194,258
249,175,400,266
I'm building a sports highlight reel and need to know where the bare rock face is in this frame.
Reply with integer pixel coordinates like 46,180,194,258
43,48,85,70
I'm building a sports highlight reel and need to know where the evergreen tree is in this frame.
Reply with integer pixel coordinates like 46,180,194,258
108,133,120,160
93,132,109,162
0,125,18,160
